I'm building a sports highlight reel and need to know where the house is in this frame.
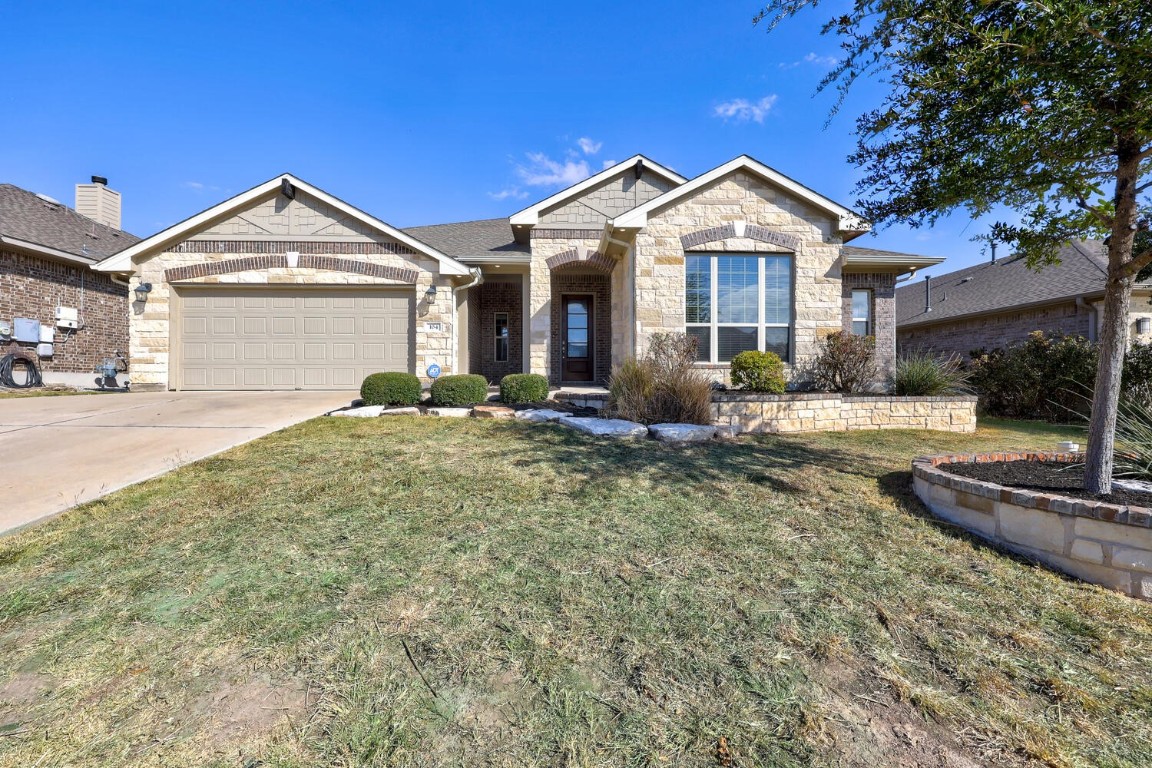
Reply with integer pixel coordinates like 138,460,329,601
93,155,941,391
896,240,1152,359
0,179,139,386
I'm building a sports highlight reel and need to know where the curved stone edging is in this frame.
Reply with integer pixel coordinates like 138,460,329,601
913,452,1152,599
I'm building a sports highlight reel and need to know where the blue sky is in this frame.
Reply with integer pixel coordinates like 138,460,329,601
1,1,1002,276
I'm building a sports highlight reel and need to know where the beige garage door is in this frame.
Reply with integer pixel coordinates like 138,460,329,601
177,287,413,390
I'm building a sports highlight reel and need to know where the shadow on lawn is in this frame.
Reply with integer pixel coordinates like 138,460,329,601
489,420,885,499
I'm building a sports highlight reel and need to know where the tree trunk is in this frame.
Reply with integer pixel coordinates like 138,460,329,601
1084,135,1142,495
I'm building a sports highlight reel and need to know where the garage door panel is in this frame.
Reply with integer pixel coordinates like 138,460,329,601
178,288,413,390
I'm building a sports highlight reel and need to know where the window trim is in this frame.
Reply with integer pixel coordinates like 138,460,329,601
685,253,794,363
494,312,509,363
851,288,872,337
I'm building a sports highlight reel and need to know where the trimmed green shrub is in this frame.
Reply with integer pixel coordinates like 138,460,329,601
500,373,550,404
730,350,785,393
1123,341,1152,408
360,372,422,406
430,374,489,406
608,332,712,425
891,351,971,396
812,331,877,393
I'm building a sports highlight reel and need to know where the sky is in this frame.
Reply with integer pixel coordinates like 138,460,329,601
1,1,1006,278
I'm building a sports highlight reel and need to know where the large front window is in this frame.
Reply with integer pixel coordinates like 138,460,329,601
685,254,792,363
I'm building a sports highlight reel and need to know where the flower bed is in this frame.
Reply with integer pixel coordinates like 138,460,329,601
913,452,1152,599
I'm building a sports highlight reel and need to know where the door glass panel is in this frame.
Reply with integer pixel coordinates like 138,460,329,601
566,299,590,359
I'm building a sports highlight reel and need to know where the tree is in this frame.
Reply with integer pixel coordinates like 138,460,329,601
756,0,1152,493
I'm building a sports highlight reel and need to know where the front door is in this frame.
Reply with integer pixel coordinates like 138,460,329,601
561,295,594,382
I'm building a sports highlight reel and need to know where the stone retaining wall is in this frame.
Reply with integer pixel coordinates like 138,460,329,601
913,452,1152,599
554,392,977,433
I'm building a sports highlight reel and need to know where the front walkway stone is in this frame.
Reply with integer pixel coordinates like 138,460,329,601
649,423,718,443
381,407,422,416
473,405,515,419
514,408,569,423
332,405,386,417
557,416,648,438
428,407,472,417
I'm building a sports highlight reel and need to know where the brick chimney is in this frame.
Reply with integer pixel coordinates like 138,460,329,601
75,175,122,230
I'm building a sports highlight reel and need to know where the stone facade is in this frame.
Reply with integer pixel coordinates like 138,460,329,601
630,172,844,378
540,174,677,227
914,452,1152,599
0,248,128,379
126,191,458,391
527,233,604,378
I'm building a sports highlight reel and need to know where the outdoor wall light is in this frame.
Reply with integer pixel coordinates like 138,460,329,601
134,282,153,302
425,285,438,304
1139,317,1151,335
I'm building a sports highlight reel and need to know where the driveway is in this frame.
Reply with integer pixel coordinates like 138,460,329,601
0,390,353,534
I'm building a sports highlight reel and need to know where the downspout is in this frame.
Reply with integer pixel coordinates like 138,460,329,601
451,268,484,374
1076,296,1099,343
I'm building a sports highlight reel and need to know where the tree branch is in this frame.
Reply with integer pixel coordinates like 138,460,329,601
1075,193,1114,229
1122,248,1152,279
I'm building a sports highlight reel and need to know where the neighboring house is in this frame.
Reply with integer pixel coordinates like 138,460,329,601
0,179,139,386
896,240,1152,359
94,155,941,392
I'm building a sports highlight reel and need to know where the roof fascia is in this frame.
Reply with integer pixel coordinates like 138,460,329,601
0,235,95,267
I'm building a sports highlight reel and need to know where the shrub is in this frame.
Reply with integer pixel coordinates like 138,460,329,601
608,332,712,425
967,331,1096,421
429,374,489,406
730,350,786,393
500,373,550,404
1115,399,1152,481
1123,341,1152,408
360,372,422,406
891,351,971,396
812,331,877,393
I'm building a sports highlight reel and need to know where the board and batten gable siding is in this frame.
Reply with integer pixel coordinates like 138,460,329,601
539,173,680,228
632,170,843,378
128,190,456,390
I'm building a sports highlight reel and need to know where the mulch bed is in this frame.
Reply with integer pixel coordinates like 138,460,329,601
942,460,1152,507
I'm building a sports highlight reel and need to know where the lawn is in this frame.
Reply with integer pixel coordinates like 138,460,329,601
2,416,1150,767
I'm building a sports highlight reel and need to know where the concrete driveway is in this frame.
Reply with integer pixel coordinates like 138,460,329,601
0,390,353,534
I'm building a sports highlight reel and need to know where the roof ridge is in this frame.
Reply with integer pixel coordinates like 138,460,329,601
1068,238,1109,278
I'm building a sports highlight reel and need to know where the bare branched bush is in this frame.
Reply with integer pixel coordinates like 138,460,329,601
608,333,713,425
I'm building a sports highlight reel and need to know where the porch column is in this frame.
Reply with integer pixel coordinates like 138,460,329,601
528,262,551,378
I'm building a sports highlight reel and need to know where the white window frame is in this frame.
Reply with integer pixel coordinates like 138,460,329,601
685,253,793,363
851,289,872,336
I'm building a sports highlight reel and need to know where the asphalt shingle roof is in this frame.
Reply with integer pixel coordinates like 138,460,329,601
402,218,528,261
0,184,139,262
894,240,1150,327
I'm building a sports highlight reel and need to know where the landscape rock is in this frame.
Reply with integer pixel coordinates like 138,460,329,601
557,416,648,438
649,423,718,443
331,405,386,417
714,424,745,440
380,407,421,416
473,405,515,419
514,409,569,423
427,407,472,418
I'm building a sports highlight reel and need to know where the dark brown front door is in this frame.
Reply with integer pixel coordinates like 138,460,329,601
561,295,593,382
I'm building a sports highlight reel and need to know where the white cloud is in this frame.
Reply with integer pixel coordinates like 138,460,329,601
181,181,220,193
488,187,528,201
577,137,603,156
516,152,592,187
601,159,617,169
713,95,778,124
804,52,840,67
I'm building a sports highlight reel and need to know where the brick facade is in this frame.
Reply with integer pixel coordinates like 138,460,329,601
843,273,897,376
897,301,1092,359
549,272,611,385
472,278,523,383
0,248,128,376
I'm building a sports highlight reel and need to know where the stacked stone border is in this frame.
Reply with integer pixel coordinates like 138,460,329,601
554,392,977,433
913,452,1152,599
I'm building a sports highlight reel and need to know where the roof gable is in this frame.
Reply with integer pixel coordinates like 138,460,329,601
94,174,469,275
611,155,870,240
509,155,687,234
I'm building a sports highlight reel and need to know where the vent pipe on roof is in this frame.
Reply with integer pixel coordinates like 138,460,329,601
924,274,932,313
990,241,997,264
91,175,108,186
